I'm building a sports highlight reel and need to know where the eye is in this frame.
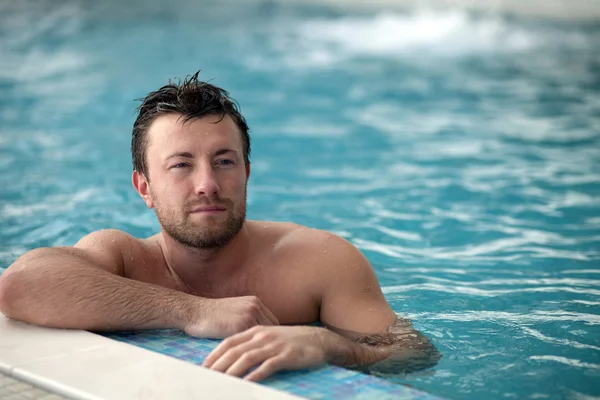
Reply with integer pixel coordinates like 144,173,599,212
172,163,190,169
216,159,234,166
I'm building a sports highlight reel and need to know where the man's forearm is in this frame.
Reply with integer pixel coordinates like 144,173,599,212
326,330,391,367
325,326,442,374
0,248,198,331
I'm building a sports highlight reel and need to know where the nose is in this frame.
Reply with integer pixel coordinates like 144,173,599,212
194,164,220,197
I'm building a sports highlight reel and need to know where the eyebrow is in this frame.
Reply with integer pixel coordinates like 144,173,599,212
165,152,194,160
215,148,238,157
165,149,238,160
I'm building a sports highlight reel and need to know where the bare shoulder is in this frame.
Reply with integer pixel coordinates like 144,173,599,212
246,221,373,278
252,222,395,331
266,223,372,277
278,225,366,263
72,229,143,276
285,225,387,293
284,226,396,331
74,228,133,248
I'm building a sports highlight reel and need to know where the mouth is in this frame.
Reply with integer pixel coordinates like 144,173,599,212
190,205,227,214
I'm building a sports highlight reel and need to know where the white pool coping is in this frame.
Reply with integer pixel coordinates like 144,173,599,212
0,316,304,400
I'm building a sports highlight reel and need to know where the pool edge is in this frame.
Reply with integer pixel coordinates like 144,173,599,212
0,316,304,400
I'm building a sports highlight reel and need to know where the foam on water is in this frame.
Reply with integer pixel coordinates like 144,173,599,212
252,8,596,69
298,11,539,55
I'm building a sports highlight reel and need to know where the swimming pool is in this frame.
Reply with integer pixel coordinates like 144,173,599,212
1,0,599,399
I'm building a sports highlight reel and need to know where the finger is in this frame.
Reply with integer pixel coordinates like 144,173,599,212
209,340,265,373
255,310,276,326
225,347,277,377
202,330,255,368
244,355,288,382
259,305,279,326
252,311,273,327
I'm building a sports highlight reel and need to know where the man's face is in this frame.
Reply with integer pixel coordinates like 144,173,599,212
140,113,249,249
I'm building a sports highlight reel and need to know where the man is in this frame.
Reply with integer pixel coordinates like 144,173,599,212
0,72,440,382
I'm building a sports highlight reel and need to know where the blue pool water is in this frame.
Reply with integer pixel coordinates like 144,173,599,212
1,1,600,399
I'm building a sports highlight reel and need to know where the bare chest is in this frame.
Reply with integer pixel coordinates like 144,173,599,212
125,247,319,325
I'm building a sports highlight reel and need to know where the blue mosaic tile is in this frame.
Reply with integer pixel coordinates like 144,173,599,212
101,329,444,400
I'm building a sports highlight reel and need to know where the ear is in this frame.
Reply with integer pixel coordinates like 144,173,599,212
132,170,154,209
245,162,251,180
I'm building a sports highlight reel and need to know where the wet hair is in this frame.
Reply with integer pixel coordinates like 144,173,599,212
131,71,250,178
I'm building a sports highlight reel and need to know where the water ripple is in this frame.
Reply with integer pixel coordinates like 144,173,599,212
408,311,600,325
521,327,600,351
530,356,600,370
384,284,600,297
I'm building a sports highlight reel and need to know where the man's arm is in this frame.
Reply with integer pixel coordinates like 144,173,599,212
323,318,442,376
318,233,397,333
317,234,441,373
0,230,277,336
202,231,440,380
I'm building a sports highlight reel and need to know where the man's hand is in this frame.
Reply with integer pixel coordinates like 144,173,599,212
201,325,341,381
201,320,440,382
184,296,279,339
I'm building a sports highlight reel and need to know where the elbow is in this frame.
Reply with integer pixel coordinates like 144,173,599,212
409,335,443,372
407,333,442,370
0,274,6,313
0,268,19,317
421,339,443,369
0,247,51,318
359,333,443,376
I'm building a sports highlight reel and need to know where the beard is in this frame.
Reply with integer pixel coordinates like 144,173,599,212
153,195,246,249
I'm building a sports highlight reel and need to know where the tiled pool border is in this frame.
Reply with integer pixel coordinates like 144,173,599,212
0,316,444,400
103,329,443,399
